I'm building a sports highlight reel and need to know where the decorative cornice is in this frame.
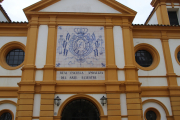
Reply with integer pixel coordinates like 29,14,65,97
151,0,180,7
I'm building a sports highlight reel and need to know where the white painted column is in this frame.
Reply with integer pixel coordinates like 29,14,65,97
120,94,128,120
113,26,125,68
35,25,48,81
113,26,125,81
33,94,41,117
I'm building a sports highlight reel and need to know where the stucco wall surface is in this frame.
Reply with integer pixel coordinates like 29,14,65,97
117,70,125,81
33,94,41,117
169,39,180,76
0,98,17,103
113,26,125,68
139,77,168,86
177,77,180,86
0,78,21,87
40,0,121,13
35,25,48,68
147,11,158,24
0,10,8,22
113,26,125,81
35,70,43,81
120,94,127,116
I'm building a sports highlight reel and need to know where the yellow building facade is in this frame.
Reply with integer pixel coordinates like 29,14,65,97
0,0,180,120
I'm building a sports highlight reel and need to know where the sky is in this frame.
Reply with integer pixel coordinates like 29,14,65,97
1,0,153,24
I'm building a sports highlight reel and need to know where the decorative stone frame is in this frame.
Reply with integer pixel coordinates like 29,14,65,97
0,41,25,70
144,107,161,120
175,45,180,65
134,43,160,71
0,109,14,120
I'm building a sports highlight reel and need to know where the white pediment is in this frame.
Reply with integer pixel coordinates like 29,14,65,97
40,0,121,13
0,10,8,22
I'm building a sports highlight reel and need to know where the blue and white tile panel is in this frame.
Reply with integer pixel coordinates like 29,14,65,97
56,26,106,68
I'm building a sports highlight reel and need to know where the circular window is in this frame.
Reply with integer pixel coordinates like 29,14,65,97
175,46,180,65
144,108,160,120
0,112,12,120
134,43,160,71
177,51,180,62
146,111,157,120
135,50,153,67
0,41,25,70
6,49,25,67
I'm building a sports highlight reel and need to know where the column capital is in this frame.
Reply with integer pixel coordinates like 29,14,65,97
121,24,132,29
161,31,169,40
105,17,113,27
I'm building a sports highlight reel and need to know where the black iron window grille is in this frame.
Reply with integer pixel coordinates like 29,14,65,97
61,99,100,120
6,49,25,67
0,112,12,120
177,51,180,63
146,111,157,120
135,50,153,67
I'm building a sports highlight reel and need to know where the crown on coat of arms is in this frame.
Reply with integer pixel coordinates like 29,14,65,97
74,28,88,35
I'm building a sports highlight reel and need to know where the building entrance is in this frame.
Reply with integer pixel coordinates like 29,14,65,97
61,99,100,120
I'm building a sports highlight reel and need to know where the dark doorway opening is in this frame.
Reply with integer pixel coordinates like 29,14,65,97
61,99,100,120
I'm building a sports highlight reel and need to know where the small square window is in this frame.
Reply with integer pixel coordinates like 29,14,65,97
168,11,179,25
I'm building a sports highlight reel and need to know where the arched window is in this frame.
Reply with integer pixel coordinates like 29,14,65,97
61,99,100,120
0,110,13,120
146,110,157,120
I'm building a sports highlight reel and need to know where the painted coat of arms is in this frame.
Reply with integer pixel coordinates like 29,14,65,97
56,26,106,68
